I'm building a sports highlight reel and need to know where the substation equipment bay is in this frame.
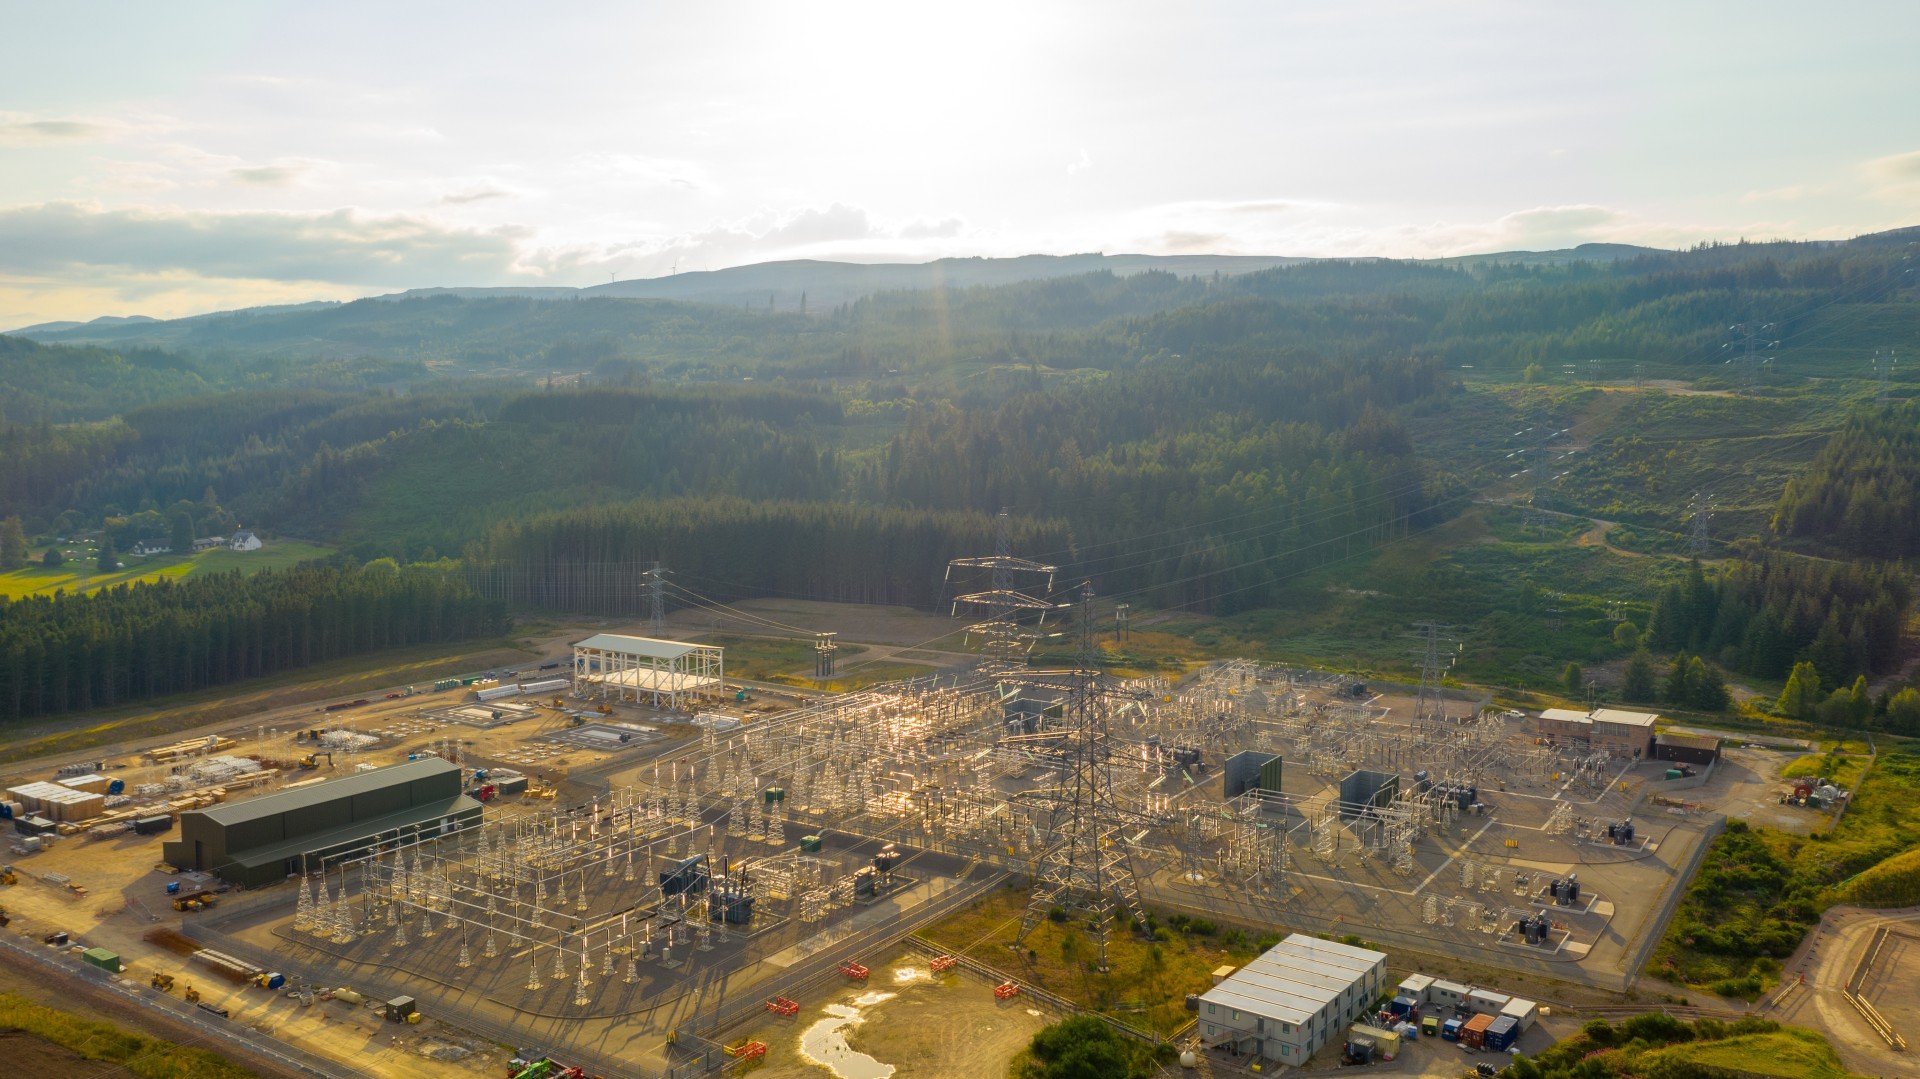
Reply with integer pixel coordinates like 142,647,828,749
153,623,1711,1077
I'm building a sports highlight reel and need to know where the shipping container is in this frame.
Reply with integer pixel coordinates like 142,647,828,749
494,776,529,797
475,684,522,702
1441,1018,1464,1042
519,678,569,694
133,814,174,835
81,947,121,973
1462,1013,1494,1049
1485,1015,1519,1052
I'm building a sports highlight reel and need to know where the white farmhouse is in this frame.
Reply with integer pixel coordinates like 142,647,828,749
229,530,263,552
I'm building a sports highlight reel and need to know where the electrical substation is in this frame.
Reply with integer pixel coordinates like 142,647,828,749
161,589,1708,1076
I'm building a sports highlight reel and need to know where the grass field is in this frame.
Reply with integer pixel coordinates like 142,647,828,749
0,992,258,1079
1642,1027,1868,1079
0,539,333,598
920,884,1269,1036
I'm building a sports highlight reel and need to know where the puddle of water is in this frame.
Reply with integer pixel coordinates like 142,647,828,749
798,994,899,1079
891,965,931,985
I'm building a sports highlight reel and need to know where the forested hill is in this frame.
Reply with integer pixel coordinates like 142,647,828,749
9,230,1911,385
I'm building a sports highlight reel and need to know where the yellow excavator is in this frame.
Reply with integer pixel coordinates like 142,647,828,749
150,972,175,992
183,984,201,1003
299,751,334,770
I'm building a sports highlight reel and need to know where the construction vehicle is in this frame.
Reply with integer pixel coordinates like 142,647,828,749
929,954,958,974
525,782,558,800
596,704,614,716
837,960,869,980
764,995,800,1016
172,890,219,912
724,1040,768,1061
0,864,16,885
0,906,9,928
183,984,201,1003
299,751,334,770
150,972,175,992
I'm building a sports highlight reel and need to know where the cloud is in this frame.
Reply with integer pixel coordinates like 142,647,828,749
899,216,965,239
0,114,115,145
229,165,303,186
1864,149,1920,196
439,186,513,205
0,201,533,288
1066,148,1093,175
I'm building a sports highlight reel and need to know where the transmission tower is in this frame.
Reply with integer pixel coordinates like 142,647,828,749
947,510,1058,669
646,562,667,636
1008,582,1148,973
1408,621,1460,724
1724,322,1777,392
1874,348,1898,403
1689,490,1712,557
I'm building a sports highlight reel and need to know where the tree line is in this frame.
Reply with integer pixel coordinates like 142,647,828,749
1773,402,1920,558
0,561,505,721
1645,552,1909,691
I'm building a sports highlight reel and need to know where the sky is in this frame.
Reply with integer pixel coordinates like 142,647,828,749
2,0,1918,328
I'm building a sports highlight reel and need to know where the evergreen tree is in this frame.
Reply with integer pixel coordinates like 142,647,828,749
95,536,116,573
1849,674,1872,727
1622,650,1657,703
1663,653,1694,707
1562,662,1585,697
0,515,26,570
169,511,194,553
1778,661,1819,720
1686,656,1730,712
41,546,63,568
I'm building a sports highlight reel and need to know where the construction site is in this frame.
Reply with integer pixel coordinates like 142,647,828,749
0,551,1749,1079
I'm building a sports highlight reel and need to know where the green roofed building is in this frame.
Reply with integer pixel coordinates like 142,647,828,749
162,758,481,887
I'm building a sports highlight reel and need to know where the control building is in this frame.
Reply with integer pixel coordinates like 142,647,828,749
1198,934,1389,1065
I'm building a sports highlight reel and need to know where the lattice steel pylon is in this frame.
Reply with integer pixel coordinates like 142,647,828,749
947,509,1058,669
1008,581,1148,973
1409,621,1459,724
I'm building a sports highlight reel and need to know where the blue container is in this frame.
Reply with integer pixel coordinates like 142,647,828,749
1390,994,1418,1017
0,804,11,820
1442,1018,1464,1042
108,779,125,795
1485,1015,1519,1052
264,972,286,990
166,882,181,895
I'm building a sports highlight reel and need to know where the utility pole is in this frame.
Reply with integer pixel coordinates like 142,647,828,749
813,632,837,681
1689,491,1712,558
1114,603,1131,643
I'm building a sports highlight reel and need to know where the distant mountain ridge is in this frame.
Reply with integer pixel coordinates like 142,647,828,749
8,245,1674,339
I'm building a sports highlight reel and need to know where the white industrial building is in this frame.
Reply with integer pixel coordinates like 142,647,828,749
1198,934,1389,1066
571,633,724,711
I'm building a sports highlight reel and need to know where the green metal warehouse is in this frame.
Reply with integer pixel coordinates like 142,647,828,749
162,758,482,887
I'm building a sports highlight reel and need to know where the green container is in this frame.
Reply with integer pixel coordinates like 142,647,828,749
800,835,822,853
1665,768,1685,780
81,947,121,973
764,787,786,804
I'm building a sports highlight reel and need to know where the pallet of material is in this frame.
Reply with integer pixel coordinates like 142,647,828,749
150,736,238,763
192,948,261,983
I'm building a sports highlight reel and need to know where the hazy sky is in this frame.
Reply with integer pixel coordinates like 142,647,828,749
3,1,1917,327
